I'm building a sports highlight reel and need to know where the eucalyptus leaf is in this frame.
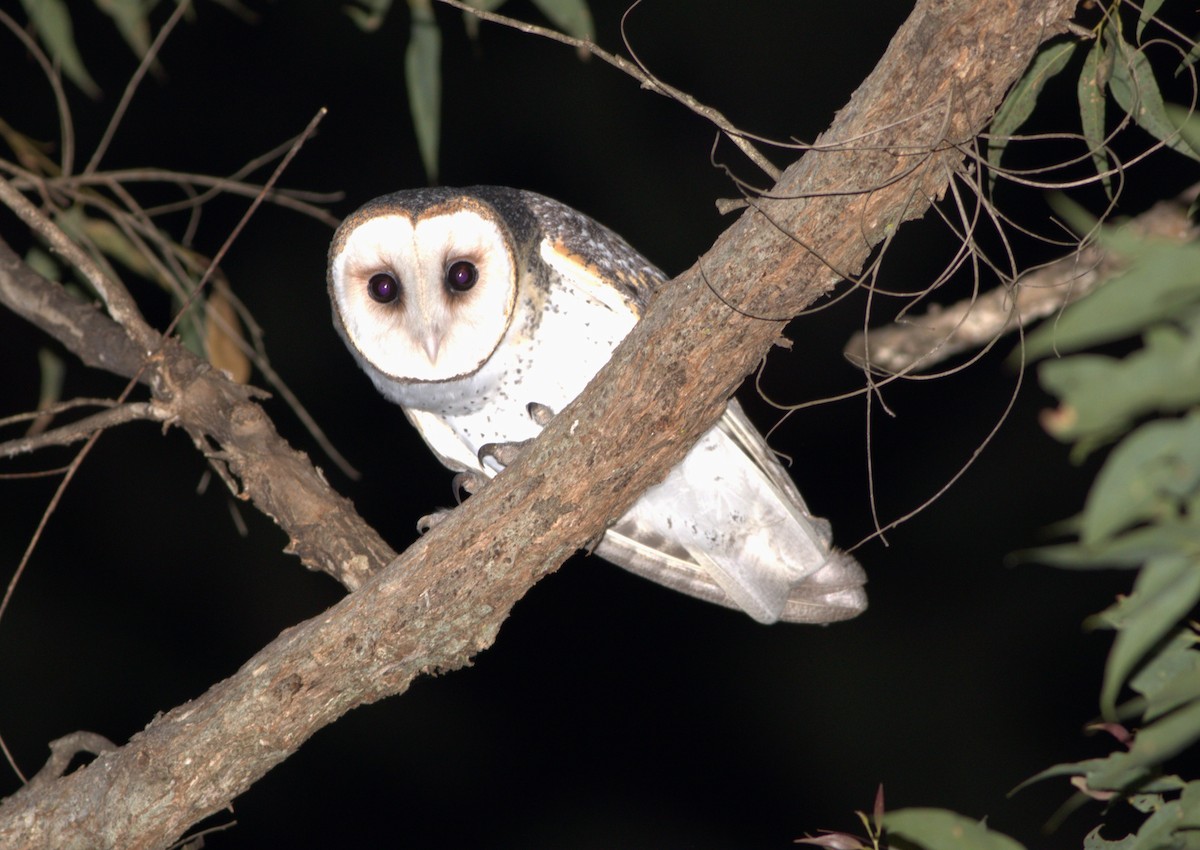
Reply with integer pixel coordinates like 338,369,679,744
1038,322,1200,449
988,40,1078,190
1139,654,1200,722
1129,632,1200,712
36,347,66,420
884,809,1026,850
1082,412,1200,545
1137,0,1167,42
1122,700,1200,781
1096,556,1200,719
1108,33,1200,163
1165,103,1200,156
346,0,394,31
462,0,506,40
1024,232,1200,360
406,0,441,181
1083,826,1135,850
18,0,100,97
95,0,152,59
1079,38,1113,197
530,0,594,40
1021,522,1200,570
176,296,207,359
1086,749,1157,791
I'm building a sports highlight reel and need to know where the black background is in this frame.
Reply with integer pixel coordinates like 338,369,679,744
0,1,1189,847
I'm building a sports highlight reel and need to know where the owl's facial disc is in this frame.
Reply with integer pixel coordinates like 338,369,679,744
329,206,518,382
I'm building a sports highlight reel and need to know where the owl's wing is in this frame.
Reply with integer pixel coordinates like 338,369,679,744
595,399,867,625
403,407,485,475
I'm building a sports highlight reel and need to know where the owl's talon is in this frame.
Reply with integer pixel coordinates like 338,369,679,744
417,508,452,534
478,439,530,469
526,402,555,427
451,470,489,503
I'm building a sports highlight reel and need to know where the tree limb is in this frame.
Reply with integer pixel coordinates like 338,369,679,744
0,0,1079,847
844,199,1199,374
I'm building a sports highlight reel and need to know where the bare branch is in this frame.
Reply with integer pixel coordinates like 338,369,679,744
0,177,157,352
0,402,166,457
28,733,117,789
0,236,394,592
845,199,1198,374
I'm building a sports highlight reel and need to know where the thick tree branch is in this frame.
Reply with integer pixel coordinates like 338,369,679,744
0,235,395,591
0,0,1078,847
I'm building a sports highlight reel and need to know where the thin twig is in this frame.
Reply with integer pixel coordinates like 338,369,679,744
436,0,783,179
0,176,157,350
0,403,166,458
27,732,117,788
83,0,192,176
844,199,1197,374
159,109,329,341
0,10,75,178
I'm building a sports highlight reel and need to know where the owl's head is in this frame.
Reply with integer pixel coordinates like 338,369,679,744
328,189,521,383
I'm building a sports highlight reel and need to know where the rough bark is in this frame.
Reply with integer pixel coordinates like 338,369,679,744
0,0,1078,847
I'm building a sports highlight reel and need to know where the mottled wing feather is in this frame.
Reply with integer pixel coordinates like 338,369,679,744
596,401,868,624
716,399,830,537
521,192,663,314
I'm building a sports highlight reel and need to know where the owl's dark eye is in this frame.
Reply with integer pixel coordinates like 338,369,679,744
367,272,399,304
445,260,478,293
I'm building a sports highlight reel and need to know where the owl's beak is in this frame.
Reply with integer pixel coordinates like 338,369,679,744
420,331,441,364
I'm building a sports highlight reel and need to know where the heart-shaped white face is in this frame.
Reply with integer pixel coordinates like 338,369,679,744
328,200,518,383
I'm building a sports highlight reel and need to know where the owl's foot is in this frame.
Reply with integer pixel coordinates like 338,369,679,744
417,471,485,531
417,508,452,534
451,469,489,503
526,401,555,427
478,439,531,469
476,401,558,470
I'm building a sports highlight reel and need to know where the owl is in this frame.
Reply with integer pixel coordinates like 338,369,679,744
327,186,867,624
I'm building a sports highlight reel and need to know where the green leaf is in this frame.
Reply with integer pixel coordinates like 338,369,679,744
1081,412,1200,545
1118,701,1200,785
530,0,594,40
1135,647,1200,722
1165,103,1200,158
1137,0,1167,43
1021,522,1200,570
462,0,505,40
1095,556,1200,718
1016,757,1185,795
36,347,66,419
1129,632,1200,707
95,0,152,60
988,39,1078,190
1079,38,1113,197
884,809,1026,850
406,0,441,182
1178,38,1200,77
346,0,394,31
1084,826,1136,850
1038,321,1200,449
1024,226,1200,361
18,0,100,97
1108,33,1200,163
